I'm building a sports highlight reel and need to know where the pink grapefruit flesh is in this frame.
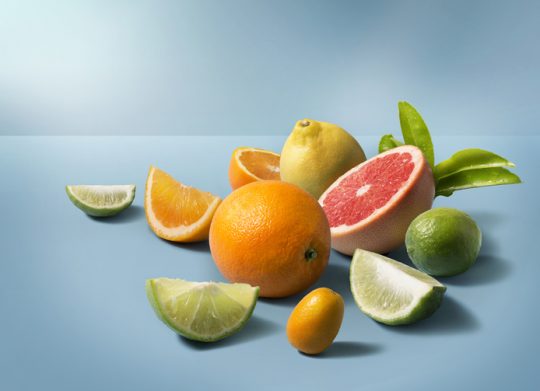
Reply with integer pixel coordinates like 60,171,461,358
319,145,435,255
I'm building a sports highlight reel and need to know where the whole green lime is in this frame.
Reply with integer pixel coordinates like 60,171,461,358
405,208,482,277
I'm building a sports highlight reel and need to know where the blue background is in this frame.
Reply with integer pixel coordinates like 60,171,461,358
1,1,539,390
0,0,538,136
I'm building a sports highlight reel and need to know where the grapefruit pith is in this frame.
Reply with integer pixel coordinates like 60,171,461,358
319,145,435,255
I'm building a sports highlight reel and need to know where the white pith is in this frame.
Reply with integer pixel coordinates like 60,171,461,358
350,250,443,320
319,145,425,234
355,184,371,197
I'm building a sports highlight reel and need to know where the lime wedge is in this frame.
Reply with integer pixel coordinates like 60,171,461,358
350,249,446,325
146,278,259,342
66,185,136,217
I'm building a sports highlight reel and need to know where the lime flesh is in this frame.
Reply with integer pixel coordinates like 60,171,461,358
146,278,259,342
66,185,136,217
350,249,446,325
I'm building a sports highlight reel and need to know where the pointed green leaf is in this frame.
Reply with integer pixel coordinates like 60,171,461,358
434,148,516,181
378,134,404,153
398,102,435,168
435,167,522,197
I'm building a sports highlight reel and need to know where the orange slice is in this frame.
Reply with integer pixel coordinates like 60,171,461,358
145,166,221,242
228,147,280,190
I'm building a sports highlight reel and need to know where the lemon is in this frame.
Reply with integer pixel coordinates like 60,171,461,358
146,278,259,342
405,208,482,276
280,119,366,199
350,249,446,325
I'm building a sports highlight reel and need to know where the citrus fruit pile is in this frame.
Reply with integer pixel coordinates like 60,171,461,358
66,101,520,354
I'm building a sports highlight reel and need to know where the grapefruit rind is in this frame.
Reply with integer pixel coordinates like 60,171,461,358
321,146,425,234
319,145,435,255
350,249,446,326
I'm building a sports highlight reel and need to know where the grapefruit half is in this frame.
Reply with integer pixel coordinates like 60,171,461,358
319,145,435,255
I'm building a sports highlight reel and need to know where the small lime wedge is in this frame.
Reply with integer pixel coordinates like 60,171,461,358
146,278,259,342
350,249,446,325
66,185,136,217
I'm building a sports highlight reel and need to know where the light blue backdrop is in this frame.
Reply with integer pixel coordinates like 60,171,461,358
0,0,539,136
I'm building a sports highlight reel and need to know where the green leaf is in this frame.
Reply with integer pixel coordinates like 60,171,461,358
435,167,522,197
398,102,435,168
434,148,516,181
378,134,404,153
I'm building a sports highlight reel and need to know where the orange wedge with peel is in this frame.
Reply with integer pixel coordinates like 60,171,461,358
145,166,221,242
228,147,280,190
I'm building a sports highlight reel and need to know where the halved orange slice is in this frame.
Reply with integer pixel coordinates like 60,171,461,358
228,147,280,190
145,166,221,242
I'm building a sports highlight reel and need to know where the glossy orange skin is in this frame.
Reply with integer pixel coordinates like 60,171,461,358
287,288,344,355
209,181,330,298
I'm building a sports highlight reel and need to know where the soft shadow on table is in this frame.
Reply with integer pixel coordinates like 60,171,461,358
145,226,211,252
304,341,384,359
389,233,511,287
469,210,505,229
316,262,353,303
467,210,504,254
387,245,414,267
477,233,498,255
259,293,303,307
381,296,479,335
162,238,211,253
87,205,145,224
440,254,511,287
260,262,351,307
179,316,280,350
440,228,511,286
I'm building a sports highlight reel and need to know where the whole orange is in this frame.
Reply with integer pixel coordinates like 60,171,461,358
209,180,330,298
286,287,344,355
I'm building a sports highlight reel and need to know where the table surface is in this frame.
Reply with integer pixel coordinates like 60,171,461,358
1,135,538,390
